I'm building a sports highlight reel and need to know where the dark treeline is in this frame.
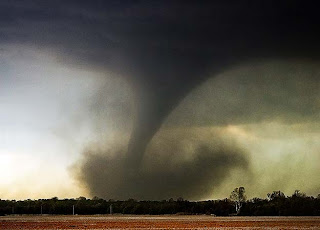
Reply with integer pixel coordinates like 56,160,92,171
1,190,320,216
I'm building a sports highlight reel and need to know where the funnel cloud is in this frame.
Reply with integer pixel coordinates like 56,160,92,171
1,1,320,199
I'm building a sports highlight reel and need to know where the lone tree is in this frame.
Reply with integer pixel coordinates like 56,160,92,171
230,187,246,215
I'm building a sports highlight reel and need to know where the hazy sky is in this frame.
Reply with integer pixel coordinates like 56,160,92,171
0,1,319,200
0,47,97,199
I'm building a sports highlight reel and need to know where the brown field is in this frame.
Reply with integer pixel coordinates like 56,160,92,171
1,215,320,229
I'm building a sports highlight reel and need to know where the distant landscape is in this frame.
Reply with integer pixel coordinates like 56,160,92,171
1,189,320,216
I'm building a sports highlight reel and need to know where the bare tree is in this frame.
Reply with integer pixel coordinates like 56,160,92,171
230,187,246,215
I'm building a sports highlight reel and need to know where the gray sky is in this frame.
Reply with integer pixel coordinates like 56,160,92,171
1,1,319,200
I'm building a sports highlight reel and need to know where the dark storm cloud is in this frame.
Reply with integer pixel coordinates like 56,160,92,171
2,1,320,199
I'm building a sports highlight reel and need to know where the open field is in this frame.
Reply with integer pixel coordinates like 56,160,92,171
1,215,320,229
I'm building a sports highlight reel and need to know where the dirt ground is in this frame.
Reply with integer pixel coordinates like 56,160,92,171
1,215,320,229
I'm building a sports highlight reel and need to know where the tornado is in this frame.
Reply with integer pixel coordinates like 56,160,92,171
2,1,320,199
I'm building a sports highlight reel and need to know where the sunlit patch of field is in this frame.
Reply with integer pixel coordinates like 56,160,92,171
1,215,320,229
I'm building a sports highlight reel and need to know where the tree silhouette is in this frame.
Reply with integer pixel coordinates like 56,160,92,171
230,187,246,214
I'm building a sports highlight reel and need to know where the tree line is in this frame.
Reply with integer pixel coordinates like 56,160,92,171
1,189,320,216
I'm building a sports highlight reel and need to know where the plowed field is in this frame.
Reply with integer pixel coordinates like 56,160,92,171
1,215,320,229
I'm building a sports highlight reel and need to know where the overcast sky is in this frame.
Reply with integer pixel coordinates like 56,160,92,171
0,1,319,200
